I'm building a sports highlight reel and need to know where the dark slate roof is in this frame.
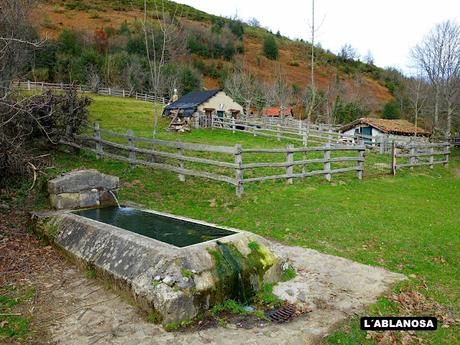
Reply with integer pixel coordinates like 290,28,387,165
162,90,220,117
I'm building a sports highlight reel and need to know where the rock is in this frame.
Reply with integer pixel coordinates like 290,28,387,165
153,275,162,281
48,170,119,210
162,276,174,286
80,190,100,208
48,169,119,194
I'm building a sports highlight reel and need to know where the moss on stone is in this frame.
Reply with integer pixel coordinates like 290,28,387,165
206,240,278,306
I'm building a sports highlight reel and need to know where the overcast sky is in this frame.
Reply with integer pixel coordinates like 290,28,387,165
175,0,460,74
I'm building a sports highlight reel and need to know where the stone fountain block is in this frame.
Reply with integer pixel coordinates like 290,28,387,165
48,169,119,210
31,210,287,326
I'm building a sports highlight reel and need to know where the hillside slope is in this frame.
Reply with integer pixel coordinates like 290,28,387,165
30,0,393,114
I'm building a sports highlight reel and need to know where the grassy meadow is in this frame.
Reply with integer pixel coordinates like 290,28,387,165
21,95,460,344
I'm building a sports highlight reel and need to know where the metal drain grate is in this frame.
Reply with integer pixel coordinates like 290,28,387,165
264,304,297,323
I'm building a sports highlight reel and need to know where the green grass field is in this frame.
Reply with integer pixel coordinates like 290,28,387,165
32,95,460,343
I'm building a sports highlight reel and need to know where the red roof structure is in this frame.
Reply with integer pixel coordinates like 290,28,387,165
261,107,294,117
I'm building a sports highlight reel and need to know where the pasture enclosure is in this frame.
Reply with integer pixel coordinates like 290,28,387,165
391,142,450,175
14,80,166,104
195,114,393,152
62,123,366,195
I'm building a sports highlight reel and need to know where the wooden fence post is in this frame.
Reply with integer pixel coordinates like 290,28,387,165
391,141,396,175
122,89,125,97
409,145,416,170
286,144,294,184
60,82,63,90
94,122,103,159
429,147,434,169
444,143,449,168
231,117,235,134
127,129,136,165
357,145,364,179
41,82,44,91
177,141,186,182
27,80,31,90
277,124,281,141
302,127,307,147
323,143,331,181
135,92,138,100
235,144,244,196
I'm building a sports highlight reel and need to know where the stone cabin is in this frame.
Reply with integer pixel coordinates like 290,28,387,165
162,90,244,120
338,117,431,144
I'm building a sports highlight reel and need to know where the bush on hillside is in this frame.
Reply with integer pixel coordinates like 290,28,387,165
382,100,401,119
263,35,278,60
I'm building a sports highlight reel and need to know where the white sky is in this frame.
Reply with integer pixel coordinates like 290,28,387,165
175,0,460,74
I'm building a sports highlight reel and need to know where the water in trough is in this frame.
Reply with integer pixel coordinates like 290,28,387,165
73,206,236,248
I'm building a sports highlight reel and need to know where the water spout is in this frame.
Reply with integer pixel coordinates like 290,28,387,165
108,190,121,208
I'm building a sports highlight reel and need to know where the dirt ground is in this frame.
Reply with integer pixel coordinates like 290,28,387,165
0,205,405,345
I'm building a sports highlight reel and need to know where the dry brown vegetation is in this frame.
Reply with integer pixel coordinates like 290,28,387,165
30,1,393,114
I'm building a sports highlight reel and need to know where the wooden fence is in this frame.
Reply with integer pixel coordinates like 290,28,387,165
391,142,450,175
197,114,379,147
14,80,166,104
62,123,366,196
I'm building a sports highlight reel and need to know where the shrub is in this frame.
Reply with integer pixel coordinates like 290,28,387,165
228,19,244,39
262,35,278,60
382,100,401,119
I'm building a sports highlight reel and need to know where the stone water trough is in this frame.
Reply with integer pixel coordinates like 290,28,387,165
33,170,287,325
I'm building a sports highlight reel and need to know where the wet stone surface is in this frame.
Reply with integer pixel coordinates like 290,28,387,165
41,242,404,345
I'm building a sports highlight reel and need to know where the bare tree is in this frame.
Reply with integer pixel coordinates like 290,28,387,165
141,0,186,137
411,20,460,137
224,63,259,116
405,73,429,136
306,0,316,123
272,66,292,121
0,0,45,89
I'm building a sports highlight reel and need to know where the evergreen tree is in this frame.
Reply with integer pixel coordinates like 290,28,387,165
263,35,278,60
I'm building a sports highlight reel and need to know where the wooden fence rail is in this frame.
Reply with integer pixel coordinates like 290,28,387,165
203,115,378,147
63,123,366,195
14,80,166,104
391,142,450,175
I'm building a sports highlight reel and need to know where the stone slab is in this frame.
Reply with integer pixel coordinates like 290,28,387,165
46,241,405,345
48,169,119,194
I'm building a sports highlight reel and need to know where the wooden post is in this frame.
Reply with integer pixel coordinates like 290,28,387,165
409,145,416,170
379,135,385,154
253,125,257,136
302,127,307,147
135,92,138,100
127,129,136,165
323,143,331,181
177,141,186,182
231,117,235,134
357,146,364,179
145,94,147,101
60,82,63,90
444,143,449,168
391,141,396,175
41,82,44,91
27,80,31,90
122,89,125,97
234,144,244,196
277,124,281,141
328,129,333,145
286,144,294,184
301,149,307,179
429,147,434,169
94,122,103,159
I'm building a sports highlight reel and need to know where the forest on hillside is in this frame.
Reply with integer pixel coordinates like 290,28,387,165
2,0,459,134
